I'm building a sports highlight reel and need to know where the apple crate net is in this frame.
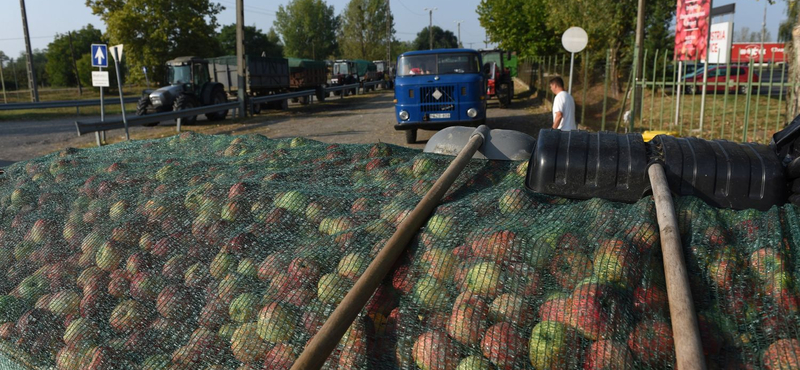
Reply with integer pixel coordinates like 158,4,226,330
0,132,796,370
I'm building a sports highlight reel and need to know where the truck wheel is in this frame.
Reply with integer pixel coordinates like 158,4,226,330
173,94,198,125
137,97,159,127
405,129,417,144
205,89,228,121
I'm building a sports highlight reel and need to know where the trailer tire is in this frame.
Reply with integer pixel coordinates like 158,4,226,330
205,89,228,121
405,129,417,144
497,82,512,108
137,97,159,126
300,95,310,105
315,86,326,102
174,94,198,125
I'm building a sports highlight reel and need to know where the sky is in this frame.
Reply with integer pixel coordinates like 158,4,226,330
0,0,790,61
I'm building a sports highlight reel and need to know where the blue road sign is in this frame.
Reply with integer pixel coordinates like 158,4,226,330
91,44,108,68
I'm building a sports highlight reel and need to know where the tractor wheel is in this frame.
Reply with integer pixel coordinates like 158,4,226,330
405,129,417,144
137,97,159,126
173,94,198,125
205,89,228,121
497,83,511,108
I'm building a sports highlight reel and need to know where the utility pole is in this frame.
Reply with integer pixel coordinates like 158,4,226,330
386,0,391,62
630,0,645,131
424,8,437,50
11,59,18,91
236,0,246,118
484,30,488,49
68,31,82,96
454,20,464,48
19,0,39,102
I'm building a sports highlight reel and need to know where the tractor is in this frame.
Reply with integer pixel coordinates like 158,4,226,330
480,49,513,108
136,56,228,126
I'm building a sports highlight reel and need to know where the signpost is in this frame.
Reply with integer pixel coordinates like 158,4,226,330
109,44,129,141
92,44,108,145
561,27,588,94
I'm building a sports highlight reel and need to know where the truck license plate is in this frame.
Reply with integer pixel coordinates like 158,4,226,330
430,113,450,119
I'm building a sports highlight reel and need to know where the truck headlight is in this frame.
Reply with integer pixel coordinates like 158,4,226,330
399,110,409,121
467,108,478,118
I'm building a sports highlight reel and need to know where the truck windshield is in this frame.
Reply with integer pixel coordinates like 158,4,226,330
398,54,479,76
481,52,502,67
168,65,192,85
375,62,386,72
333,63,349,75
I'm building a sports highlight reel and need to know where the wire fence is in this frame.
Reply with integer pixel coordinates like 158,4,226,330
521,48,800,144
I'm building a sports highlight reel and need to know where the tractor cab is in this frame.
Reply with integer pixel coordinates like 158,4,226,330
331,60,358,86
167,56,211,95
479,49,513,108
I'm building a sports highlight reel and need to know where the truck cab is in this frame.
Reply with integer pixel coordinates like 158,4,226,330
394,49,486,143
374,60,395,89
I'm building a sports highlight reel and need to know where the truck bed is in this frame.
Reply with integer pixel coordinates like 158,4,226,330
209,55,289,94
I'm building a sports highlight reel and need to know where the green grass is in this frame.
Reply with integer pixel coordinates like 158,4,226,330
635,87,789,143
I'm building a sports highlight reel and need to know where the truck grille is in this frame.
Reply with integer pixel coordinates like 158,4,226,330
420,86,456,112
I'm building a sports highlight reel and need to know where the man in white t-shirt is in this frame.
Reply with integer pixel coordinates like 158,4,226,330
549,77,576,131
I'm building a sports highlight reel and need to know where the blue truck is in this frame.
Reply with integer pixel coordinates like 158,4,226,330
393,49,486,143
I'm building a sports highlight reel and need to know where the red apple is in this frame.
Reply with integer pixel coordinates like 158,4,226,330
412,331,458,370
482,322,527,369
763,338,800,370
627,319,675,367
584,339,634,370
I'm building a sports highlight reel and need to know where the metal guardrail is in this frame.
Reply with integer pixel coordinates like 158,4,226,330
75,101,240,140
362,80,384,91
0,97,139,111
324,83,360,96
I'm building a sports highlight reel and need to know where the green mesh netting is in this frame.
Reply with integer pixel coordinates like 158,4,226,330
0,132,798,370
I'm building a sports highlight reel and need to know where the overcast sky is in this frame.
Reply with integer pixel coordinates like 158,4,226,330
0,0,789,60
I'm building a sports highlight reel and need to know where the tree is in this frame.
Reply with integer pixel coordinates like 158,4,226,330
546,0,675,96
274,0,339,60
86,0,224,84
45,24,104,87
339,0,394,60
217,24,283,57
411,26,458,51
477,0,558,57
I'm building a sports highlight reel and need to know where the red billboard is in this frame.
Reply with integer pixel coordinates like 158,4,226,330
674,0,712,61
730,43,786,63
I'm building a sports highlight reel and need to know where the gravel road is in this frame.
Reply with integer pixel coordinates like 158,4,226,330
0,85,551,167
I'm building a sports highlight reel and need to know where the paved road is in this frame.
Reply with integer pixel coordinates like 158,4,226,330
0,86,551,167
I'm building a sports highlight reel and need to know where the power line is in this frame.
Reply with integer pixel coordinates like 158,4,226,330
0,36,54,42
396,0,423,16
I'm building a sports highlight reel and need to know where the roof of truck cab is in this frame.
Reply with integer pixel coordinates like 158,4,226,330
400,48,479,57
167,56,207,65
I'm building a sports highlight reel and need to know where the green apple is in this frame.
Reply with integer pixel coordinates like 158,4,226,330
412,276,451,312
317,273,352,305
273,191,308,215
337,253,369,280
229,293,259,323
465,261,504,297
256,302,298,343
236,258,258,279
95,242,124,271
140,354,171,370
457,355,495,370
425,214,454,238
63,318,99,346
48,290,81,316
230,323,269,363
16,274,49,304
210,252,237,279
412,157,436,178
529,321,574,370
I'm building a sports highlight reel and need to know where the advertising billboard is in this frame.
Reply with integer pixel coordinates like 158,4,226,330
731,43,786,63
674,0,712,61
707,22,733,64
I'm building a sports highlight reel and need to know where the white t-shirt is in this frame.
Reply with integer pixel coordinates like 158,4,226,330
553,91,576,131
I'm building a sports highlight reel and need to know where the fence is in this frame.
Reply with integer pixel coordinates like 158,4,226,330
526,48,800,144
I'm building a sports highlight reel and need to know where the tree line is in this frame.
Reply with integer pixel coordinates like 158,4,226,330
0,0,463,90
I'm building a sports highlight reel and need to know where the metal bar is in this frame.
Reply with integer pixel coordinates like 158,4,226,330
640,49,648,130
743,58,755,142
0,97,139,111
754,59,765,142
777,64,786,134
688,54,698,136
581,50,588,127
561,54,566,79
251,89,316,104
76,101,240,135
602,49,610,131
765,63,775,142
730,62,739,141
660,52,667,131
649,49,658,131
674,61,683,130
